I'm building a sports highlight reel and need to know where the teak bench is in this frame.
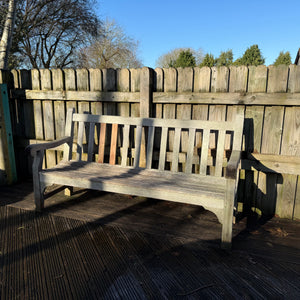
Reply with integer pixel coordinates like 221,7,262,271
27,108,244,249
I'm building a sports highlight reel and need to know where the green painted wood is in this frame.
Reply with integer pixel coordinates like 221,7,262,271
0,84,17,184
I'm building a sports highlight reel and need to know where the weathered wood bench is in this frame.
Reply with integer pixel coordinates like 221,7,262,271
27,108,244,249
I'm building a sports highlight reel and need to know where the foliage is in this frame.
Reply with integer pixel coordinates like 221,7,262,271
78,19,142,69
169,49,196,68
215,50,233,66
199,53,216,67
233,44,265,66
156,47,204,68
273,51,291,66
1,0,100,69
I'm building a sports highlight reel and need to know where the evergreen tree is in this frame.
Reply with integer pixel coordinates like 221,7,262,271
234,44,265,66
216,50,233,66
273,51,291,66
199,53,216,67
170,49,196,68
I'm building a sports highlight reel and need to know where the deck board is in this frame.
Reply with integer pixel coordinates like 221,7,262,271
0,181,300,299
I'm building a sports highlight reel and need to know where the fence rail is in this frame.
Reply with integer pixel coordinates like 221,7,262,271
1,65,299,220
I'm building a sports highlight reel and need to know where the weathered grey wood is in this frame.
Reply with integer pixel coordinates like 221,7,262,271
87,122,95,162
194,67,211,92
185,128,196,174
200,129,210,175
211,66,229,92
215,130,226,177
27,109,244,248
153,91,300,105
248,65,267,92
229,66,248,92
267,65,289,93
121,124,130,167
76,121,84,161
133,125,142,168
146,126,155,169
177,67,193,92
159,126,168,171
171,127,181,172
288,64,300,93
63,108,75,161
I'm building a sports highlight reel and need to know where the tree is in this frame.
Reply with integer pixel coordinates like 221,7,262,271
1,0,100,69
273,51,291,66
78,19,142,69
0,0,17,69
216,50,233,66
234,44,265,66
156,47,204,68
170,49,196,68
199,53,216,67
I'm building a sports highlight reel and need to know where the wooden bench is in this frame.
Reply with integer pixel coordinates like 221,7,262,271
27,108,244,249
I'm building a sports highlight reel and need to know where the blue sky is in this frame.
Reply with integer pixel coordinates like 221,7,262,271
96,0,299,67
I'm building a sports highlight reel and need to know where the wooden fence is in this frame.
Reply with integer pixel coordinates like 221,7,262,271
0,65,299,220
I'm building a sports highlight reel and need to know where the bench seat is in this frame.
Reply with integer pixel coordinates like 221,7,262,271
40,160,226,213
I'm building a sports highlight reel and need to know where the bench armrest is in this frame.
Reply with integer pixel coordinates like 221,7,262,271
26,136,72,156
225,150,241,179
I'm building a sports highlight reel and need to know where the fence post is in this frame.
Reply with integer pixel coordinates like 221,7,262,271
0,83,17,185
140,67,153,117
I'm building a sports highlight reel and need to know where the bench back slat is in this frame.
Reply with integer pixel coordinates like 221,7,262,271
171,127,181,172
146,126,155,169
121,124,130,167
77,121,84,161
200,128,210,175
134,125,142,168
65,107,244,177
215,130,226,176
98,123,106,163
87,123,95,162
185,128,196,174
159,126,168,171
109,123,118,165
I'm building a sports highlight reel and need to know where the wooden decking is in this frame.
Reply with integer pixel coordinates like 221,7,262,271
1,181,300,299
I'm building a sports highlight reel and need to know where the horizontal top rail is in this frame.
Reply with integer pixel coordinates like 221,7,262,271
15,90,141,102
72,112,244,131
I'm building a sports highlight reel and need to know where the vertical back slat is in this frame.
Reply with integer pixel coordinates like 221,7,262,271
215,130,226,177
200,129,210,175
171,127,181,172
121,124,130,167
98,123,106,163
159,126,168,171
77,121,84,161
185,128,196,174
109,123,118,165
87,122,95,162
134,125,142,168
63,108,74,161
146,126,155,169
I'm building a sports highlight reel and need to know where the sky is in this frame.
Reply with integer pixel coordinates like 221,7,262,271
96,0,299,68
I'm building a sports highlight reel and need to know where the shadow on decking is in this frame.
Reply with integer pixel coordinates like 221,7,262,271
1,181,300,299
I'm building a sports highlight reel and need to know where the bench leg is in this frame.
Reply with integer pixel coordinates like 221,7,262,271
32,151,45,211
221,179,235,250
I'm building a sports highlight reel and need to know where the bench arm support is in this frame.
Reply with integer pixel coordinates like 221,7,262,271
225,150,241,180
26,136,72,157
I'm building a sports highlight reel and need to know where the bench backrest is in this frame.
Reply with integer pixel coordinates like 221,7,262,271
63,107,244,177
